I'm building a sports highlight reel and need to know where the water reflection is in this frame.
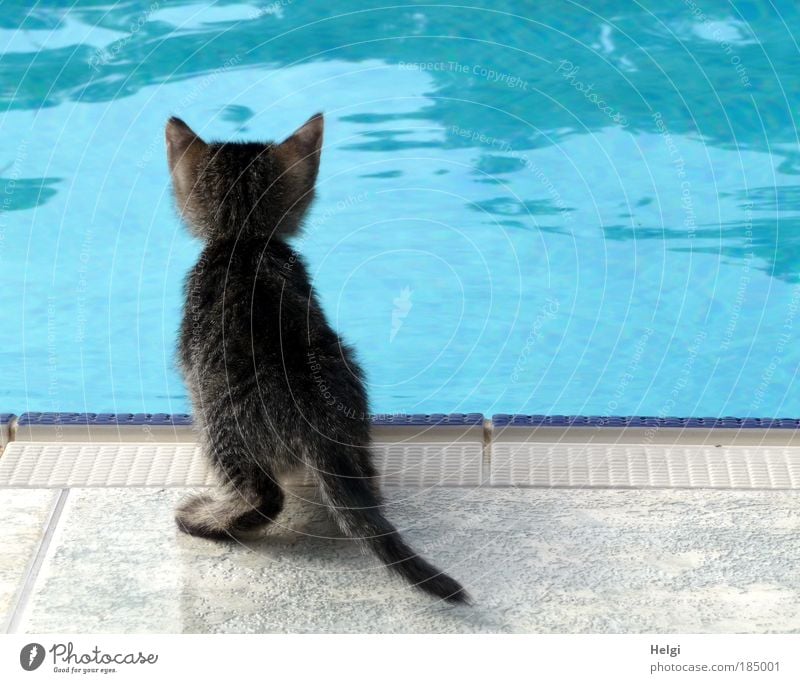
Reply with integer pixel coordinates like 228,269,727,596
2,1,796,157
0,175,61,211
604,216,800,283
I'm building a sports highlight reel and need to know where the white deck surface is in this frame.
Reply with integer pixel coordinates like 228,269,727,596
1,431,798,633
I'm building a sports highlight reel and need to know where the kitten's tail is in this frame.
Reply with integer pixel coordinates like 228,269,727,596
312,451,470,604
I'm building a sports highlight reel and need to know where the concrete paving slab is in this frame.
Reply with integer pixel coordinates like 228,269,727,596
0,489,57,631
16,487,800,633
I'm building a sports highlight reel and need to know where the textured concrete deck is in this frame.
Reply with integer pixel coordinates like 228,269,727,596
1,415,798,633
2,485,798,633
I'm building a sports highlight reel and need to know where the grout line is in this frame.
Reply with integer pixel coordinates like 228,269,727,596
9,415,18,444
5,488,69,634
482,419,493,485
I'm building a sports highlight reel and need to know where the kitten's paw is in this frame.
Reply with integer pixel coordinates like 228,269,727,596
175,493,232,540
175,492,275,541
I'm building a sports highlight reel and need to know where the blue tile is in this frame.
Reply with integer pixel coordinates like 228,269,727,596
491,415,800,429
15,412,486,429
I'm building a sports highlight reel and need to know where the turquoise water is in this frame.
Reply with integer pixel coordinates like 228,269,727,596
1,0,799,417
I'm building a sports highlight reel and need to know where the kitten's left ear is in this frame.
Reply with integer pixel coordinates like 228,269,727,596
278,112,324,179
166,117,206,173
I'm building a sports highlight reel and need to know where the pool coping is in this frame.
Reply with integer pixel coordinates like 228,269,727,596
1,413,799,489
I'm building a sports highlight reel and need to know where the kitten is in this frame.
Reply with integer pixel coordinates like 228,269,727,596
166,113,468,604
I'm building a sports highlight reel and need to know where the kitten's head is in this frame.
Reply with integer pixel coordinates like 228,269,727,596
165,113,323,240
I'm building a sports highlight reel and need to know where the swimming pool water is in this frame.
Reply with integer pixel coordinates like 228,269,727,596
1,0,799,417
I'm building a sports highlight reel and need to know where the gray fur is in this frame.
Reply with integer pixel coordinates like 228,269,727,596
166,114,468,603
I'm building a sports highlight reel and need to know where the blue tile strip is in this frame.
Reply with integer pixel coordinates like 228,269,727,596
15,412,484,427
17,413,193,426
0,414,14,424
492,414,800,429
370,413,484,426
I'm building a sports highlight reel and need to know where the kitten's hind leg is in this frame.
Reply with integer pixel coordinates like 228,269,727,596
176,475,285,541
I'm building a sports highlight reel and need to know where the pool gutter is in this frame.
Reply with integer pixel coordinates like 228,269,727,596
0,412,797,490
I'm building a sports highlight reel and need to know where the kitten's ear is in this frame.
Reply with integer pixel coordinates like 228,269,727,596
277,112,324,179
165,117,206,173
166,117,207,215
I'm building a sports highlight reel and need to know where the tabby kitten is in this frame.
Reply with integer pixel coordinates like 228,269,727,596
166,113,468,603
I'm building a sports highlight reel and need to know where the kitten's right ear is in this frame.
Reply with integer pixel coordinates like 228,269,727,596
272,114,324,231
277,112,324,183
